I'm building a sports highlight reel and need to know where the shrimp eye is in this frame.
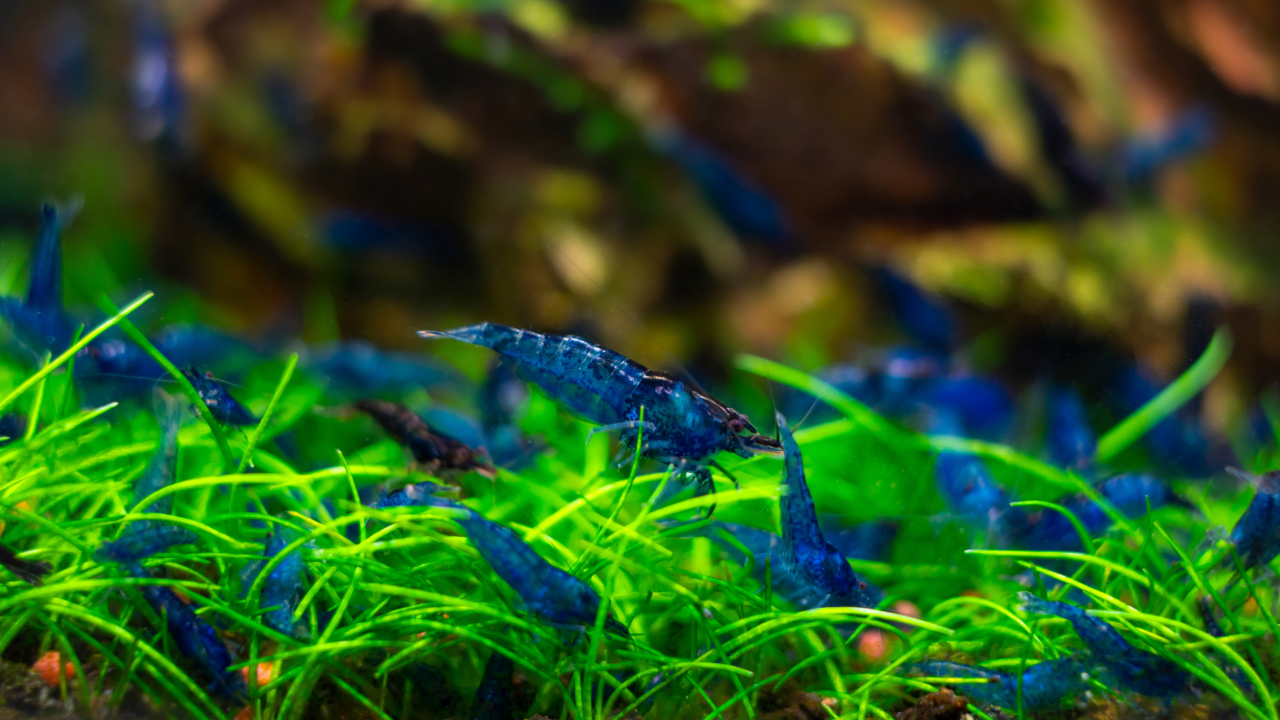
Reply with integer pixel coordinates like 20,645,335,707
858,581,867,591
728,417,745,434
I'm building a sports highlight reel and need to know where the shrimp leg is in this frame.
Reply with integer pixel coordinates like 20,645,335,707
585,420,656,446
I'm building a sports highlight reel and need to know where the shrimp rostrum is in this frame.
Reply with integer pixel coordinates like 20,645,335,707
419,323,781,512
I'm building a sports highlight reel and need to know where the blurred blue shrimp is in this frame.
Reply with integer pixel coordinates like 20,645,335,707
774,412,873,607
1003,473,1186,553
182,366,258,426
651,128,795,248
0,202,81,357
1121,106,1215,187
305,340,453,398
470,649,515,720
872,267,956,357
1224,467,1280,572
1111,363,1211,476
129,389,183,523
1047,387,1096,470
419,323,781,514
370,480,451,510
669,517,895,609
133,567,246,699
479,361,542,468
927,409,1012,528
906,658,1089,711
131,0,189,154
429,497,629,636
256,530,307,637
1018,592,1189,698
95,525,197,563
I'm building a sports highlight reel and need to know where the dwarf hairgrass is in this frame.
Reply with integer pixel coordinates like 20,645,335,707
0,308,1270,720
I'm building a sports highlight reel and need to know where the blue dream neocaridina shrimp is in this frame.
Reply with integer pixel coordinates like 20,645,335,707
1018,592,1189,698
181,366,258,426
470,649,515,720
774,412,873,607
355,399,494,475
669,517,895,609
1224,467,1280,572
132,567,246,699
370,480,451,510
95,525,197,563
927,409,1011,528
0,202,81,356
429,497,629,637
906,658,1088,711
129,389,183,524
1004,473,1187,553
1047,387,1096,470
256,530,307,637
418,323,782,514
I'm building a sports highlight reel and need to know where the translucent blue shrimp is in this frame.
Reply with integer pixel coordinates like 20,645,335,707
650,127,795,247
355,399,494,475
430,498,628,636
479,361,541,468
1018,592,1189,698
1224,467,1280,571
872,267,956,357
668,517,894,608
257,530,306,637
0,203,80,356
1047,387,1096,470
927,409,1011,526
370,480,451,510
129,389,182,522
95,525,197,563
305,340,453,398
470,650,515,720
182,366,258,426
420,323,781,512
1004,474,1186,553
906,658,1088,711
775,413,873,607
133,567,246,699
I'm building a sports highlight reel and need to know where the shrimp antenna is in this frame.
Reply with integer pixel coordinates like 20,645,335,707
544,241,709,395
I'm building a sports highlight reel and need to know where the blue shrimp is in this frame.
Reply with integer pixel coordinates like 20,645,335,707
182,366,258,426
430,498,629,636
918,375,1014,440
419,323,781,513
1047,387,1096,470
355,399,494,475
129,389,183,522
1224,467,1280,571
1121,105,1214,187
872,267,956,357
650,128,795,247
1006,473,1186,553
907,658,1089,711
668,518,894,608
775,412,873,607
306,340,453,398
257,530,307,637
1111,363,1211,476
370,480,451,510
133,568,246,699
1018,592,1189,698
0,542,50,586
927,409,1011,527
479,361,542,468
470,650,515,720
0,203,81,356
131,0,188,153
95,525,197,563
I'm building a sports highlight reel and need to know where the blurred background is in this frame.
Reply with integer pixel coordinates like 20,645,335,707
2,0,1280,464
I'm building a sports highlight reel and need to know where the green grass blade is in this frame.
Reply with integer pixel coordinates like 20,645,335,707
1097,326,1232,462
238,353,298,472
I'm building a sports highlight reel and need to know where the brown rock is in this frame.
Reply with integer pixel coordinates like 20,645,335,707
895,688,970,720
